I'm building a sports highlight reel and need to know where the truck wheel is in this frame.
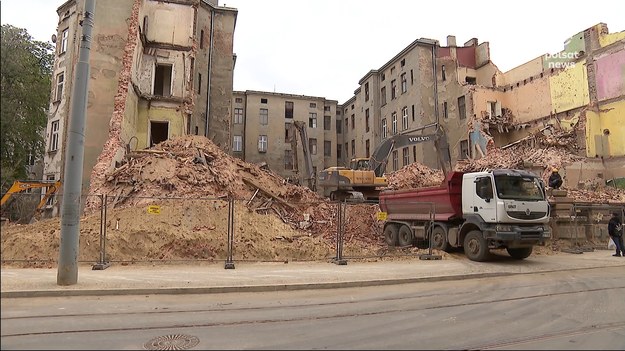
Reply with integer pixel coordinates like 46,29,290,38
384,224,399,246
507,247,533,260
463,230,489,262
431,226,449,252
398,225,414,247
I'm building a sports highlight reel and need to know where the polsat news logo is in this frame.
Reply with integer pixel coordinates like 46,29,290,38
544,38,581,69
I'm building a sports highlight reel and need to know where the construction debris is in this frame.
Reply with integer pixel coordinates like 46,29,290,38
2,129,622,265
1,135,387,265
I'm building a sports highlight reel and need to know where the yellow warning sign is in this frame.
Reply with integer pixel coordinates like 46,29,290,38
147,205,161,214
377,212,388,221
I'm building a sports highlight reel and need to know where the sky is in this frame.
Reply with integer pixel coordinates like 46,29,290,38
2,0,624,103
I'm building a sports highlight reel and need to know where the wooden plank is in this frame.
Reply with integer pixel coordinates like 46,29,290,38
247,188,259,206
242,177,296,210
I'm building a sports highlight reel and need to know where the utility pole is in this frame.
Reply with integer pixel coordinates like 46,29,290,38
57,0,96,286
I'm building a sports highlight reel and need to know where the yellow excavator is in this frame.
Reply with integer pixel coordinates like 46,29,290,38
1,180,61,212
318,126,451,202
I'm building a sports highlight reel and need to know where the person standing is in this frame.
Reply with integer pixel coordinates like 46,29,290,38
608,212,624,257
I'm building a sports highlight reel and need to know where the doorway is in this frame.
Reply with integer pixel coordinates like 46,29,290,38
150,121,169,147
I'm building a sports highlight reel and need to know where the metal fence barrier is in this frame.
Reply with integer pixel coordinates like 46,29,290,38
2,192,623,267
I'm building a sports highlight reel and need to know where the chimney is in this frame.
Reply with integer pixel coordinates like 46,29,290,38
446,35,457,47
464,38,478,47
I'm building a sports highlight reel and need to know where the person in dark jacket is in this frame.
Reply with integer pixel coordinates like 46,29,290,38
608,212,624,257
548,168,563,189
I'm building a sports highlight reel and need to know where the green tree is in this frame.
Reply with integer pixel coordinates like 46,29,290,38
1,25,54,192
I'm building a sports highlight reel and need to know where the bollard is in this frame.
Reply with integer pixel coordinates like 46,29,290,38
333,201,347,265
225,197,235,269
92,194,111,270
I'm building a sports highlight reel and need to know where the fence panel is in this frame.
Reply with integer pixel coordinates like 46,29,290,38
1,193,102,267
98,195,229,264
339,200,440,261
230,197,338,263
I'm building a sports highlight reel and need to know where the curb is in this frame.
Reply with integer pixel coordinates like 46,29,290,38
0,272,504,298
3,264,624,298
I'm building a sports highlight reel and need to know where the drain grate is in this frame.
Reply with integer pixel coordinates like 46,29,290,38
144,334,200,350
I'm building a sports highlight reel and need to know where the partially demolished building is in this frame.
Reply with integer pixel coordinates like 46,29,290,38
40,0,623,217
42,0,237,215
337,23,624,186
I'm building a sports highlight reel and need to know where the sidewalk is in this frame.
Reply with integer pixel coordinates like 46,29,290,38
2,250,624,298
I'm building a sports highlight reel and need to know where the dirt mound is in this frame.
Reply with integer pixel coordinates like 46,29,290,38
94,135,320,208
2,136,393,266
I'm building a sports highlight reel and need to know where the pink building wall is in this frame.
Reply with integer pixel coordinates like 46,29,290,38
595,50,625,101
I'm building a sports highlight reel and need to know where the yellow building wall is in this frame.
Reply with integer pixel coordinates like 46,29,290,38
598,25,625,48
586,100,625,157
549,63,589,113
136,105,186,149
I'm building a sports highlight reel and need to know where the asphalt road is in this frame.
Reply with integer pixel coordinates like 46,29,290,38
2,266,624,350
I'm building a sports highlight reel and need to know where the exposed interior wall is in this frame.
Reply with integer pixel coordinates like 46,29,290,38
86,0,140,202
595,50,625,102
207,9,237,152
563,157,625,187
586,100,625,157
504,75,552,123
549,63,590,113
502,56,544,85
143,1,194,47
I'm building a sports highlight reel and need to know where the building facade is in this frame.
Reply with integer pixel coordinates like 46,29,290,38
337,36,499,173
467,23,625,184
42,0,237,215
232,91,339,192
335,23,623,182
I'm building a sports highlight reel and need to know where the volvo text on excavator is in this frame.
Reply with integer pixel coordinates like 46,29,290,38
318,126,451,202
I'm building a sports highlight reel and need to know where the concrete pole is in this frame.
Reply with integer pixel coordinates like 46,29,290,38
57,0,96,286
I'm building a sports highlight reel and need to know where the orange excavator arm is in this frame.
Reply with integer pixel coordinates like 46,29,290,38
1,180,61,209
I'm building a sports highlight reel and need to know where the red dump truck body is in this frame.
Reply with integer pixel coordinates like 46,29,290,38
379,171,464,221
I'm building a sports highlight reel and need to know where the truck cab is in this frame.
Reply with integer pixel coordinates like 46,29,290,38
460,170,551,260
